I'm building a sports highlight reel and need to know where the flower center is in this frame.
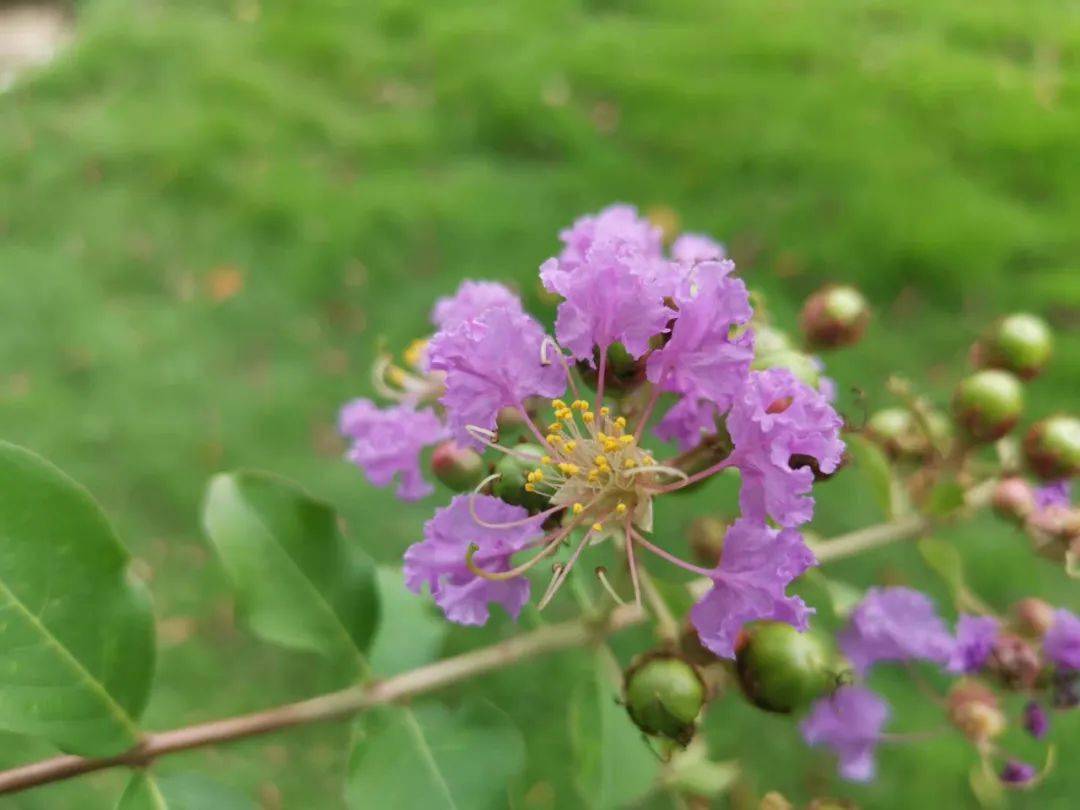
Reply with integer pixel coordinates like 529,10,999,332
523,399,658,528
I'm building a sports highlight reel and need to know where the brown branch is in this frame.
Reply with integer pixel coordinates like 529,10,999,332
0,604,646,796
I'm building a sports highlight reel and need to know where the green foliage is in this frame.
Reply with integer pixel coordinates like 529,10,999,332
0,442,154,756
569,651,659,808
116,773,255,810
202,471,379,673
368,566,446,676
346,702,524,809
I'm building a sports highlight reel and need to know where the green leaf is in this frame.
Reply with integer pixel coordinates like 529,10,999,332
917,536,966,595
368,566,446,676
202,471,379,670
804,570,864,621
346,702,524,809
846,435,897,518
569,650,659,809
117,772,255,810
925,478,966,518
0,442,155,756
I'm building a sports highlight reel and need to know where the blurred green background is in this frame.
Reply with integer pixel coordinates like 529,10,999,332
1,0,1078,807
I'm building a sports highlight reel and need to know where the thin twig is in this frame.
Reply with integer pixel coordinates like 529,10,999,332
0,605,645,796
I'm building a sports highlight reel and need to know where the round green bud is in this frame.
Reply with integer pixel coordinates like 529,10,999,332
800,285,870,350
735,621,833,714
1023,415,1080,480
975,313,1053,380
753,348,820,388
623,654,706,745
492,444,549,512
952,370,1024,443
866,407,919,459
430,441,486,492
576,342,647,393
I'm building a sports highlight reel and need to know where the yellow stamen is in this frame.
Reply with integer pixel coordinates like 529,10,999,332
572,400,588,411
582,411,594,423
624,458,637,469
572,503,584,515
546,434,561,445
532,469,544,481
524,483,535,492
552,399,567,410
599,406,610,417
619,435,635,446
548,422,563,433
592,522,604,532
403,338,428,369
615,416,627,428
615,502,628,515
564,440,577,452
558,463,580,476
540,455,552,464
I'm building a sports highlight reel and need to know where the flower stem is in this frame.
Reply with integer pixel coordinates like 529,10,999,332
0,605,646,796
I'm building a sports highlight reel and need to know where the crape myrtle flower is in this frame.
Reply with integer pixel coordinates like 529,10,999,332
948,614,1000,675
690,519,817,658
1044,608,1080,670
671,232,725,264
801,686,890,782
430,280,523,332
404,495,545,625
339,399,447,501
839,587,955,675
427,306,566,447
727,368,846,528
1034,479,1071,512
379,205,843,648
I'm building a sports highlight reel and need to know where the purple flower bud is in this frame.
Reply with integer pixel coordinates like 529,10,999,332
1044,608,1080,671
948,615,999,675
1023,700,1049,739
999,759,1037,786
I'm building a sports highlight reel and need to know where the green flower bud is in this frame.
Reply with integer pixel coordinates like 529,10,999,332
973,313,1053,380
1023,415,1080,480
430,440,486,492
800,285,870,350
754,325,794,356
492,444,550,512
735,621,833,714
952,370,1024,443
753,348,820,388
576,342,647,393
624,654,706,745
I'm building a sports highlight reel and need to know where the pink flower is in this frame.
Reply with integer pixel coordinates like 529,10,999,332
1045,608,1080,670
403,495,543,625
690,519,817,658
839,587,955,675
339,399,446,501
802,687,889,782
947,614,999,674
653,396,721,451
427,307,565,447
727,368,845,527
431,280,523,331
555,203,663,268
671,233,725,264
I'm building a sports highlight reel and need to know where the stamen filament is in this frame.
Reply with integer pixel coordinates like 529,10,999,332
624,519,642,607
630,528,715,578
595,567,626,605
540,336,582,400
650,457,735,495
465,518,581,582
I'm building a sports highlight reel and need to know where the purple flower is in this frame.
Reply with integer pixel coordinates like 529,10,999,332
540,237,673,362
839,587,955,675
431,280,523,331
653,396,720,451
727,368,845,527
1044,608,1080,671
555,203,662,268
999,759,1037,786
403,494,543,625
1034,480,1071,511
645,261,754,411
1023,700,1049,739
948,614,1000,674
427,307,565,447
671,233,725,264
801,686,889,782
690,519,817,658
339,399,446,501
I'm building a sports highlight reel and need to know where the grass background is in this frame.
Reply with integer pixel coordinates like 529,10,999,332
1,0,1079,807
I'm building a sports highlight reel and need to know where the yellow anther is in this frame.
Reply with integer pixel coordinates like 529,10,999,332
603,440,620,453
615,502,628,515
532,469,544,481
615,416,627,428
594,455,607,466
547,422,563,433
587,470,599,482
572,503,584,515
597,432,608,441
524,483,535,492
552,399,567,410
556,409,573,420
403,338,428,369
558,463,580,476
546,434,561,445
572,400,589,410
582,411,595,423
624,458,637,469
599,406,610,417
540,455,552,464
619,435,635,446
386,367,407,385
526,471,537,483
591,522,604,532
642,454,655,465
564,440,577,452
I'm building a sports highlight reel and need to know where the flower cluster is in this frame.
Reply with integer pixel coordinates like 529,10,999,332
339,204,843,656
802,586,1080,787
